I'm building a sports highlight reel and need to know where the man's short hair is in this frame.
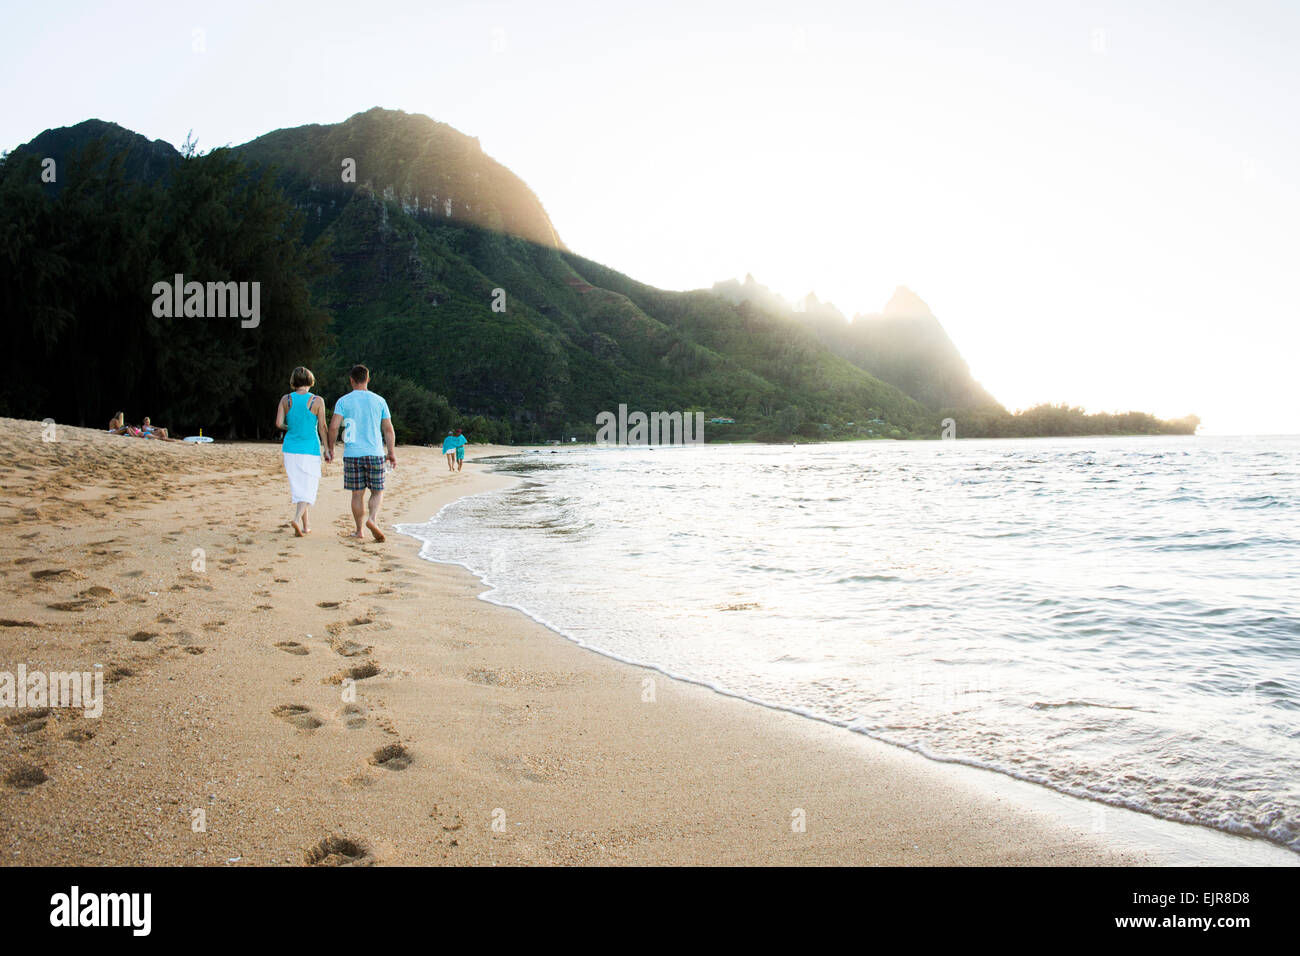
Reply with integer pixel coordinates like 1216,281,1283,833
349,364,370,384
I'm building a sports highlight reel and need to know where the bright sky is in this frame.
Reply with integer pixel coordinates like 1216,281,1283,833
4,0,1297,432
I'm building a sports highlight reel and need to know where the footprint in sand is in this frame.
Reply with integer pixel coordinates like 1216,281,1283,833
4,764,48,789
274,641,309,656
304,836,370,866
4,708,51,735
317,601,341,609
430,804,465,835
129,631,159,642
30,568,83,582
327,661,380,684
271,704,323,730
341,704,367,729
330,638,369,658
47,585,115,612
105,665,134,682
370,743,412,771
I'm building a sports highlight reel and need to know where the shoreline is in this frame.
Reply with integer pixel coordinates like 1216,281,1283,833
393,458,1297,867
0,418,1290,865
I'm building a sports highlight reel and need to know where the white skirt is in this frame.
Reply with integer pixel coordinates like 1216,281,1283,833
284,452,321,504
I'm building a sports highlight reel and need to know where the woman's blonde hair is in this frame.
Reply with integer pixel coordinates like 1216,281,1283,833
290,366,315,389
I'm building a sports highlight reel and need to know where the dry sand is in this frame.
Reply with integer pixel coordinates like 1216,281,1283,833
0,418,1146,865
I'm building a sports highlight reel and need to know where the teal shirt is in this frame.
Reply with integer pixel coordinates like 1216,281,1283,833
441,435,456,453
282,392,320,455
334,389,391,458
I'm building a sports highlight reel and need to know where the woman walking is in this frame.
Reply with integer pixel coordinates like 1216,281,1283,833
276,366,330,536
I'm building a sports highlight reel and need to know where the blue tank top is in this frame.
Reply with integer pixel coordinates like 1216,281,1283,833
283,392,320,454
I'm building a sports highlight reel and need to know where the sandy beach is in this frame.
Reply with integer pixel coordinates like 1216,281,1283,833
0,417,1232,866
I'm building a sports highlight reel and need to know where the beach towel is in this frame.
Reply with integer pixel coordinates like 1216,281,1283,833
283,451,321,504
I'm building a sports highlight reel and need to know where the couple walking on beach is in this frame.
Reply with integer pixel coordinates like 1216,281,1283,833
276,364,395,541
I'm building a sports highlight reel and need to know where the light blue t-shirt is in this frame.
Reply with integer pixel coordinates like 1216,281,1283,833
334,389,391,458
441,434,456,453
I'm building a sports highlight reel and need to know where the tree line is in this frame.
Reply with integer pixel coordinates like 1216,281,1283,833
0,139,500,445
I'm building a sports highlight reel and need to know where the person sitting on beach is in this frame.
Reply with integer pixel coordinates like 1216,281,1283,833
441,431,457,471
140,416,185,442
108,412,134,436
453,427,467,472
276,366,331,536
327,364,395,542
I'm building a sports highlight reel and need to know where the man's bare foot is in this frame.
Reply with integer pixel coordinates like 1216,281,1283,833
366,520,386,542
290,519,303,537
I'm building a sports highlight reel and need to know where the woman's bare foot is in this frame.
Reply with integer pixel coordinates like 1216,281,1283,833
290,519,303,537
366,520,386,542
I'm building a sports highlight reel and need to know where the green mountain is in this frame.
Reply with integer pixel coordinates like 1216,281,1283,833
236,108,564,251
715,276,1002,412
1,109,1196,441
227,109,939,441
15,119,178,194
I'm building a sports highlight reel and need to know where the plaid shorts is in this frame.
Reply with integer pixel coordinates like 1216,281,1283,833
343,455,385,491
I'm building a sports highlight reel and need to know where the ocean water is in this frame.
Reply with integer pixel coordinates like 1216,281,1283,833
398,436,1300,853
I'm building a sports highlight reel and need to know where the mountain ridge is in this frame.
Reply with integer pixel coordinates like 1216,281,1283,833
2,108,1197,440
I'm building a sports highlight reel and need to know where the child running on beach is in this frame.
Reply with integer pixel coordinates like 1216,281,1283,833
276,366,330,536
327,364,395,542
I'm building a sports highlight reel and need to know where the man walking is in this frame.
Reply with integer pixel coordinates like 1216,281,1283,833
328,365,396,542
452,427,467,471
